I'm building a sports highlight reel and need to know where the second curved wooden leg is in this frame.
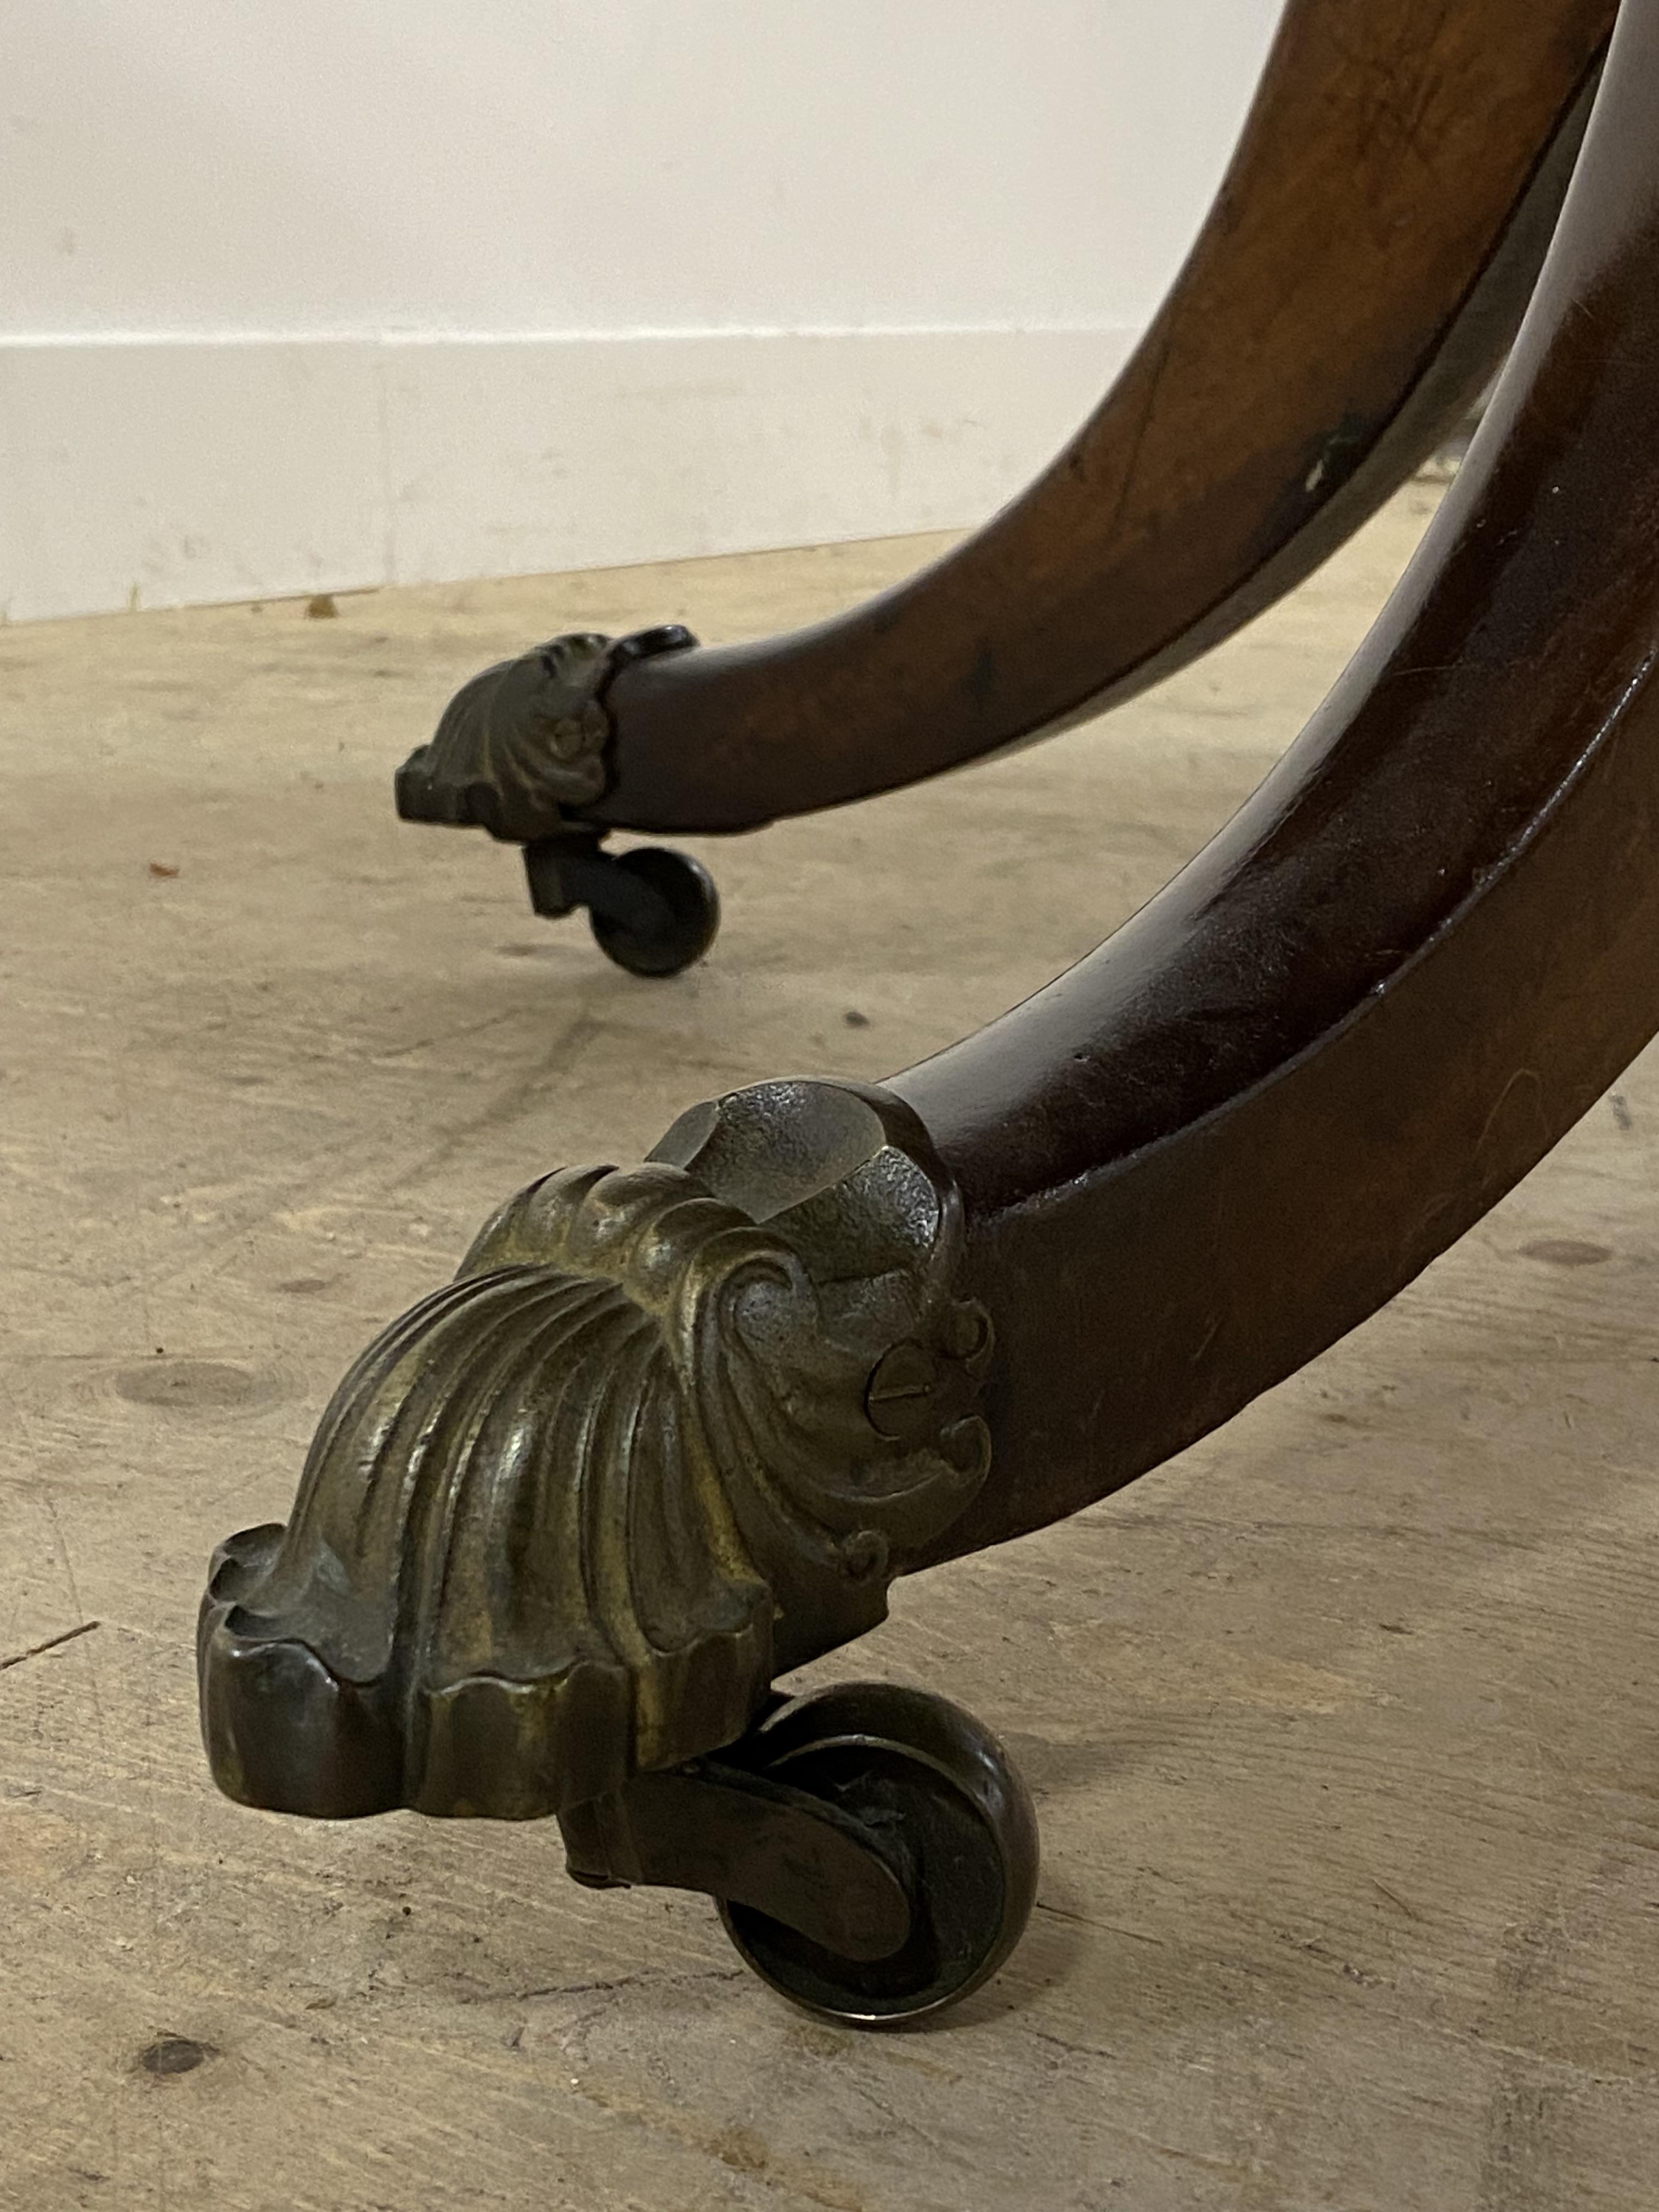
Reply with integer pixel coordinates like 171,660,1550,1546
396,0,1610,909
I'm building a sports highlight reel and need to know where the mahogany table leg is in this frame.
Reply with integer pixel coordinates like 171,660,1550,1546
201,0,1659,2023
393,0,1610,972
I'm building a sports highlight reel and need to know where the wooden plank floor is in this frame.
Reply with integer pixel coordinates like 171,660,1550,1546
3,484,1656,2210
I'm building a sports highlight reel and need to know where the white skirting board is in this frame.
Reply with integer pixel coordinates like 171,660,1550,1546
0,327,1135,623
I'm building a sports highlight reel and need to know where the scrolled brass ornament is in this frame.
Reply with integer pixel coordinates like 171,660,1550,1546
394,625,696,842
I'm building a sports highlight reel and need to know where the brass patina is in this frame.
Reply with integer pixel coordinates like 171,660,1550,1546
198,1079,991,1822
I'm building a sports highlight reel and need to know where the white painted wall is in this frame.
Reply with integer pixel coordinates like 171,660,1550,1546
1,1,1282,620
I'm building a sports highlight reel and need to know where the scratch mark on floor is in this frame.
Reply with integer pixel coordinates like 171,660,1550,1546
0,1617,100,1672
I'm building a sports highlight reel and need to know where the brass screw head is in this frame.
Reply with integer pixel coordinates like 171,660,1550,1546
865,1340,938,1441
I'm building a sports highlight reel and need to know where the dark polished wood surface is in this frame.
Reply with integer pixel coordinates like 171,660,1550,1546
590,0,1613,833
900,0,1659,1562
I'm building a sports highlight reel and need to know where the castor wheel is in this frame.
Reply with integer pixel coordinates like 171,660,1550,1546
554,1681,1038,2028
522,834,720,978
718,1682,1040,2027
587,845,720,978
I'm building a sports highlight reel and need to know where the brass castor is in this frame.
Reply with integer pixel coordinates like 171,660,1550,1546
394,624,721,977
197,1079,1022,2025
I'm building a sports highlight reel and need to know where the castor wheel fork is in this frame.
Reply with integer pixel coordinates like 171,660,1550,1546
523,830,646,934
557,1759,915,1965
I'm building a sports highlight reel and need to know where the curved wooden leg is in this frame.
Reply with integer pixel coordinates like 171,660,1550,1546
393,0,1611,984
593,0,1609,831
201,0,1659,2022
